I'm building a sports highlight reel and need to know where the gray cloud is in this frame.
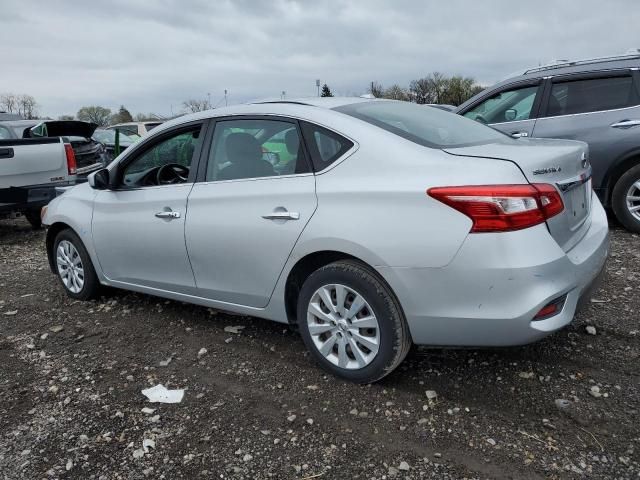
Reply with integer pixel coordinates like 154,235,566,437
1,0,638,117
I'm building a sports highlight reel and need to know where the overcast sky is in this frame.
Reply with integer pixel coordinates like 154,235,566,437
1,0,638,118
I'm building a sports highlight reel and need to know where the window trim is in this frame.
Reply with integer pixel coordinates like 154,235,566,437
458,79,544,125
110,121,207,190
538,69,638,119
194,115,315,184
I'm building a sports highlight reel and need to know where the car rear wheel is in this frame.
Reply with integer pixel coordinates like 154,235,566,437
297,260,411,383
53,229,100,300
612,164,640,233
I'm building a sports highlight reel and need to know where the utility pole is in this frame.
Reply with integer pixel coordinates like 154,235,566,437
224,89,228,107
207,92,211,109
316,79,320,97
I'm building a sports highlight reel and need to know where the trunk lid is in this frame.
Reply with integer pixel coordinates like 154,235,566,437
28,121,98,139
444,138,592,251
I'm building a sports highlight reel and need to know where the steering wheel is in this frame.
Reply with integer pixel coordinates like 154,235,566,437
156,163,190,185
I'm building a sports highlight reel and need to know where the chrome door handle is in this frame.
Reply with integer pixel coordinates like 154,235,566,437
262,211,300,221
155,211,181,219
511,131,529,138
610,119,640,129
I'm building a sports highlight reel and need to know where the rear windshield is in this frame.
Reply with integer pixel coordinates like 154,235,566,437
334,101,510,148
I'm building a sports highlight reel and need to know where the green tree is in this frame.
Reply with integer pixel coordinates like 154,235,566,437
77,106,112,126
111,105,133,124
441,76,478,106
320,84,334,97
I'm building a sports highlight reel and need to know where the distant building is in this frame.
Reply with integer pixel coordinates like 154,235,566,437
0,112,24,121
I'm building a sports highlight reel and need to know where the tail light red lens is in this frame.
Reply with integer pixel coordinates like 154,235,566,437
427,184,564,233
64,144,77,175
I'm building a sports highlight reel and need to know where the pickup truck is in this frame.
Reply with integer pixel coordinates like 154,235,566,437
0,123,77,228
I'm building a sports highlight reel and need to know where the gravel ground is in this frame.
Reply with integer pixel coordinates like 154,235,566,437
0,218,638,480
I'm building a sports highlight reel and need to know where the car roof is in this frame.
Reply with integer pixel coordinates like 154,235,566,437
151,97,382,133
499,53,640,86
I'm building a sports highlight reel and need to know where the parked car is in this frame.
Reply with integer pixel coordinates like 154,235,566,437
0,127,76,228
42,98,608,383
93,128,140,161
107,121,162,137
455,52,640,232
2,120,108,179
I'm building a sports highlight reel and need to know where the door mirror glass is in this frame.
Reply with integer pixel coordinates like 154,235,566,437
89,168,110,190
504,109,517,122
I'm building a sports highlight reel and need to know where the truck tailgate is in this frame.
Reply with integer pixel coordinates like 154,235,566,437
0,138,68,188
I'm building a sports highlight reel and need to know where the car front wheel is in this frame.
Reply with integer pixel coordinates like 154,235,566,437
53,229,100,300
297,260,411,383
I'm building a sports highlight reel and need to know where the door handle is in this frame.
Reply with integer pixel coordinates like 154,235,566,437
262,211,300,221
610,119,640,129
511,131,529,138
0,148,14,159
155,211,181,219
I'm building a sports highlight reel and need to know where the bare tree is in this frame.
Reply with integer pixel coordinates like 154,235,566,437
77,106,112,126
17,95,38,119
409,78,432,104
0,93,18,113
182,99,210,113
368,81,384,98
382,84,410,101
57,115,75,121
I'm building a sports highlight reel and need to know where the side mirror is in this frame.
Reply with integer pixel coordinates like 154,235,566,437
504,109,517,122
88,168,110,190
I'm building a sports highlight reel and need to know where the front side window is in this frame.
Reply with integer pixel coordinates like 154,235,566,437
206,119,309,181
546,76,638,117
121,126,201,187
463,85,539,124
335,100,509,149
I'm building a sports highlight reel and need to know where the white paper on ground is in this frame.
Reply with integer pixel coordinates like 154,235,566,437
141,384,184,404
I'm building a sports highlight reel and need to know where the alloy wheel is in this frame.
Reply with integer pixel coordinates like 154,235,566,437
56,240,85,294
306,284,380,369
626,180,640,222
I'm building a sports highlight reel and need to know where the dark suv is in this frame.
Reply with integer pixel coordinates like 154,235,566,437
456,53,640,232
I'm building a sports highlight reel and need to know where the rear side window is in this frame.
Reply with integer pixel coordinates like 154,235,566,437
546,76,639,117
300,121,353,170
335,101,508,149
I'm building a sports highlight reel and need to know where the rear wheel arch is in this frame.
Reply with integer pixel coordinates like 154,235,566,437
283,250,405,326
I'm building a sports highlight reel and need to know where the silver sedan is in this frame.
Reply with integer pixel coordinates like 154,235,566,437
42,98,609,383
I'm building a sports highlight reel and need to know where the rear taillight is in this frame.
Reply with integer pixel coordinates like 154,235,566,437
427,184,564,233
64,143,77,175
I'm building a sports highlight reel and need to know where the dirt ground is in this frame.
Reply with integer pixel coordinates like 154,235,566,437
0,217,638,480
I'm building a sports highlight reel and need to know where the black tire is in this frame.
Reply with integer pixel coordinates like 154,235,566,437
24,209,42,230
297,260,412,383
612,164,640,233
52,229,100,300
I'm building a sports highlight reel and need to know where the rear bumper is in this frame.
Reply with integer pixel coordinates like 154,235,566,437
377,197,609,347
0,182,73,215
